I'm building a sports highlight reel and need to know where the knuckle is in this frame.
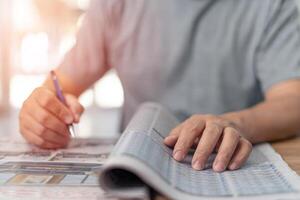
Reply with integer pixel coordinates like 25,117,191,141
39,112,50,124
207,115,226,125
218,151,232,161
33,87,49,98
174,139,192,152
186,125,199,135
57,108,67,119
195,148,210,158
32,87,42,95
219,117,230,124
207,116,230,126
225,127,240,138
217,119,227,125
175,142,188,151
40,93,55,108
37,126,48,136
226,121,237,128
206,124,222,134
39,98,49,108
21,101,32,115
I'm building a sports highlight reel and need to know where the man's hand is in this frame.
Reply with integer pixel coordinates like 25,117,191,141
164,115,252,172
19,87,84,149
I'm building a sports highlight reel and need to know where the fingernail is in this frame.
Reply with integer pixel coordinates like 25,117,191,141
164,135,174,142
229,163,238,170
192,160,204,170
173,150,184,161
214,161,225,172
65,115,73,124
164,135,170,140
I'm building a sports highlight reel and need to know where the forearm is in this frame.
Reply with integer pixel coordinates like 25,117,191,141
43,70,84,97
42,67,107,97
223,96,300,144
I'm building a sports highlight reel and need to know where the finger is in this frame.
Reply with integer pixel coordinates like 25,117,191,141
21,125,61,149
191,137,200,149
27,101,70,137
214,136,223,153
33,89,73,124
65,94,84,123
192,122,223,170
22,114,70,147
20,122,44,146
173,118,205,161
213,127,240,172
228,138,252,170
40,129,70,147
164,135,178,147
164,124,183,147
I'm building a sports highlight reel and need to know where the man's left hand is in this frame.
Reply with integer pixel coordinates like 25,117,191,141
164,114,252,172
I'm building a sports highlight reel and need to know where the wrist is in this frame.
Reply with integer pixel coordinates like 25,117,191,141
221,110,255,143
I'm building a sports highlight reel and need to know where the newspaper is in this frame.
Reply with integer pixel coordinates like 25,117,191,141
99,102,300,200
0,138,149,200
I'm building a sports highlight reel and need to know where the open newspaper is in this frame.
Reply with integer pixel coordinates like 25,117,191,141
99,102,300,200
0,138,149,200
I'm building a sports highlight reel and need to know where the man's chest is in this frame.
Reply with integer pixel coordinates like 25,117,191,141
107,0,266,99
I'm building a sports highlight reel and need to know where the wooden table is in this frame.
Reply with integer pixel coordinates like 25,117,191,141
272,135,300,175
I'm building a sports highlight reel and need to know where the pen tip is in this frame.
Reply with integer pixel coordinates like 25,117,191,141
69,125,76,138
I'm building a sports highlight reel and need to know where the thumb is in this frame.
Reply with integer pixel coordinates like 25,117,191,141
65,94,84,123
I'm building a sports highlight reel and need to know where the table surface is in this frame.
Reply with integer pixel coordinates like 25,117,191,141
272,135,300,175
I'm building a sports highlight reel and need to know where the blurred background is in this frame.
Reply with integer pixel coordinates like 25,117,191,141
0,0,123,138
1,0,300,139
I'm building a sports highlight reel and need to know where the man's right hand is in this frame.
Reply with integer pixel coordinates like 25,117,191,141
19,87,84,149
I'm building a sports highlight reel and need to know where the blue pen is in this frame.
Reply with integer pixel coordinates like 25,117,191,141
50,70,76,137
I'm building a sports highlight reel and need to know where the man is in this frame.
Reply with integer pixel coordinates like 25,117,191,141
19,0,300,172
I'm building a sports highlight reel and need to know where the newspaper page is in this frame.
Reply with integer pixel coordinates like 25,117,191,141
0,137,149,200
101,102,300,200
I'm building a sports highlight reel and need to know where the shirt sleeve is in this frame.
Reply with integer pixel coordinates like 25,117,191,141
57,0,110,87
256,0,300,93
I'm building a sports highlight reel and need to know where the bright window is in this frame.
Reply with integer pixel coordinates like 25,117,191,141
7,0,124,109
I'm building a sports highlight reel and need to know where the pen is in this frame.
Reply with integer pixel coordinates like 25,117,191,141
50,70,76,137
